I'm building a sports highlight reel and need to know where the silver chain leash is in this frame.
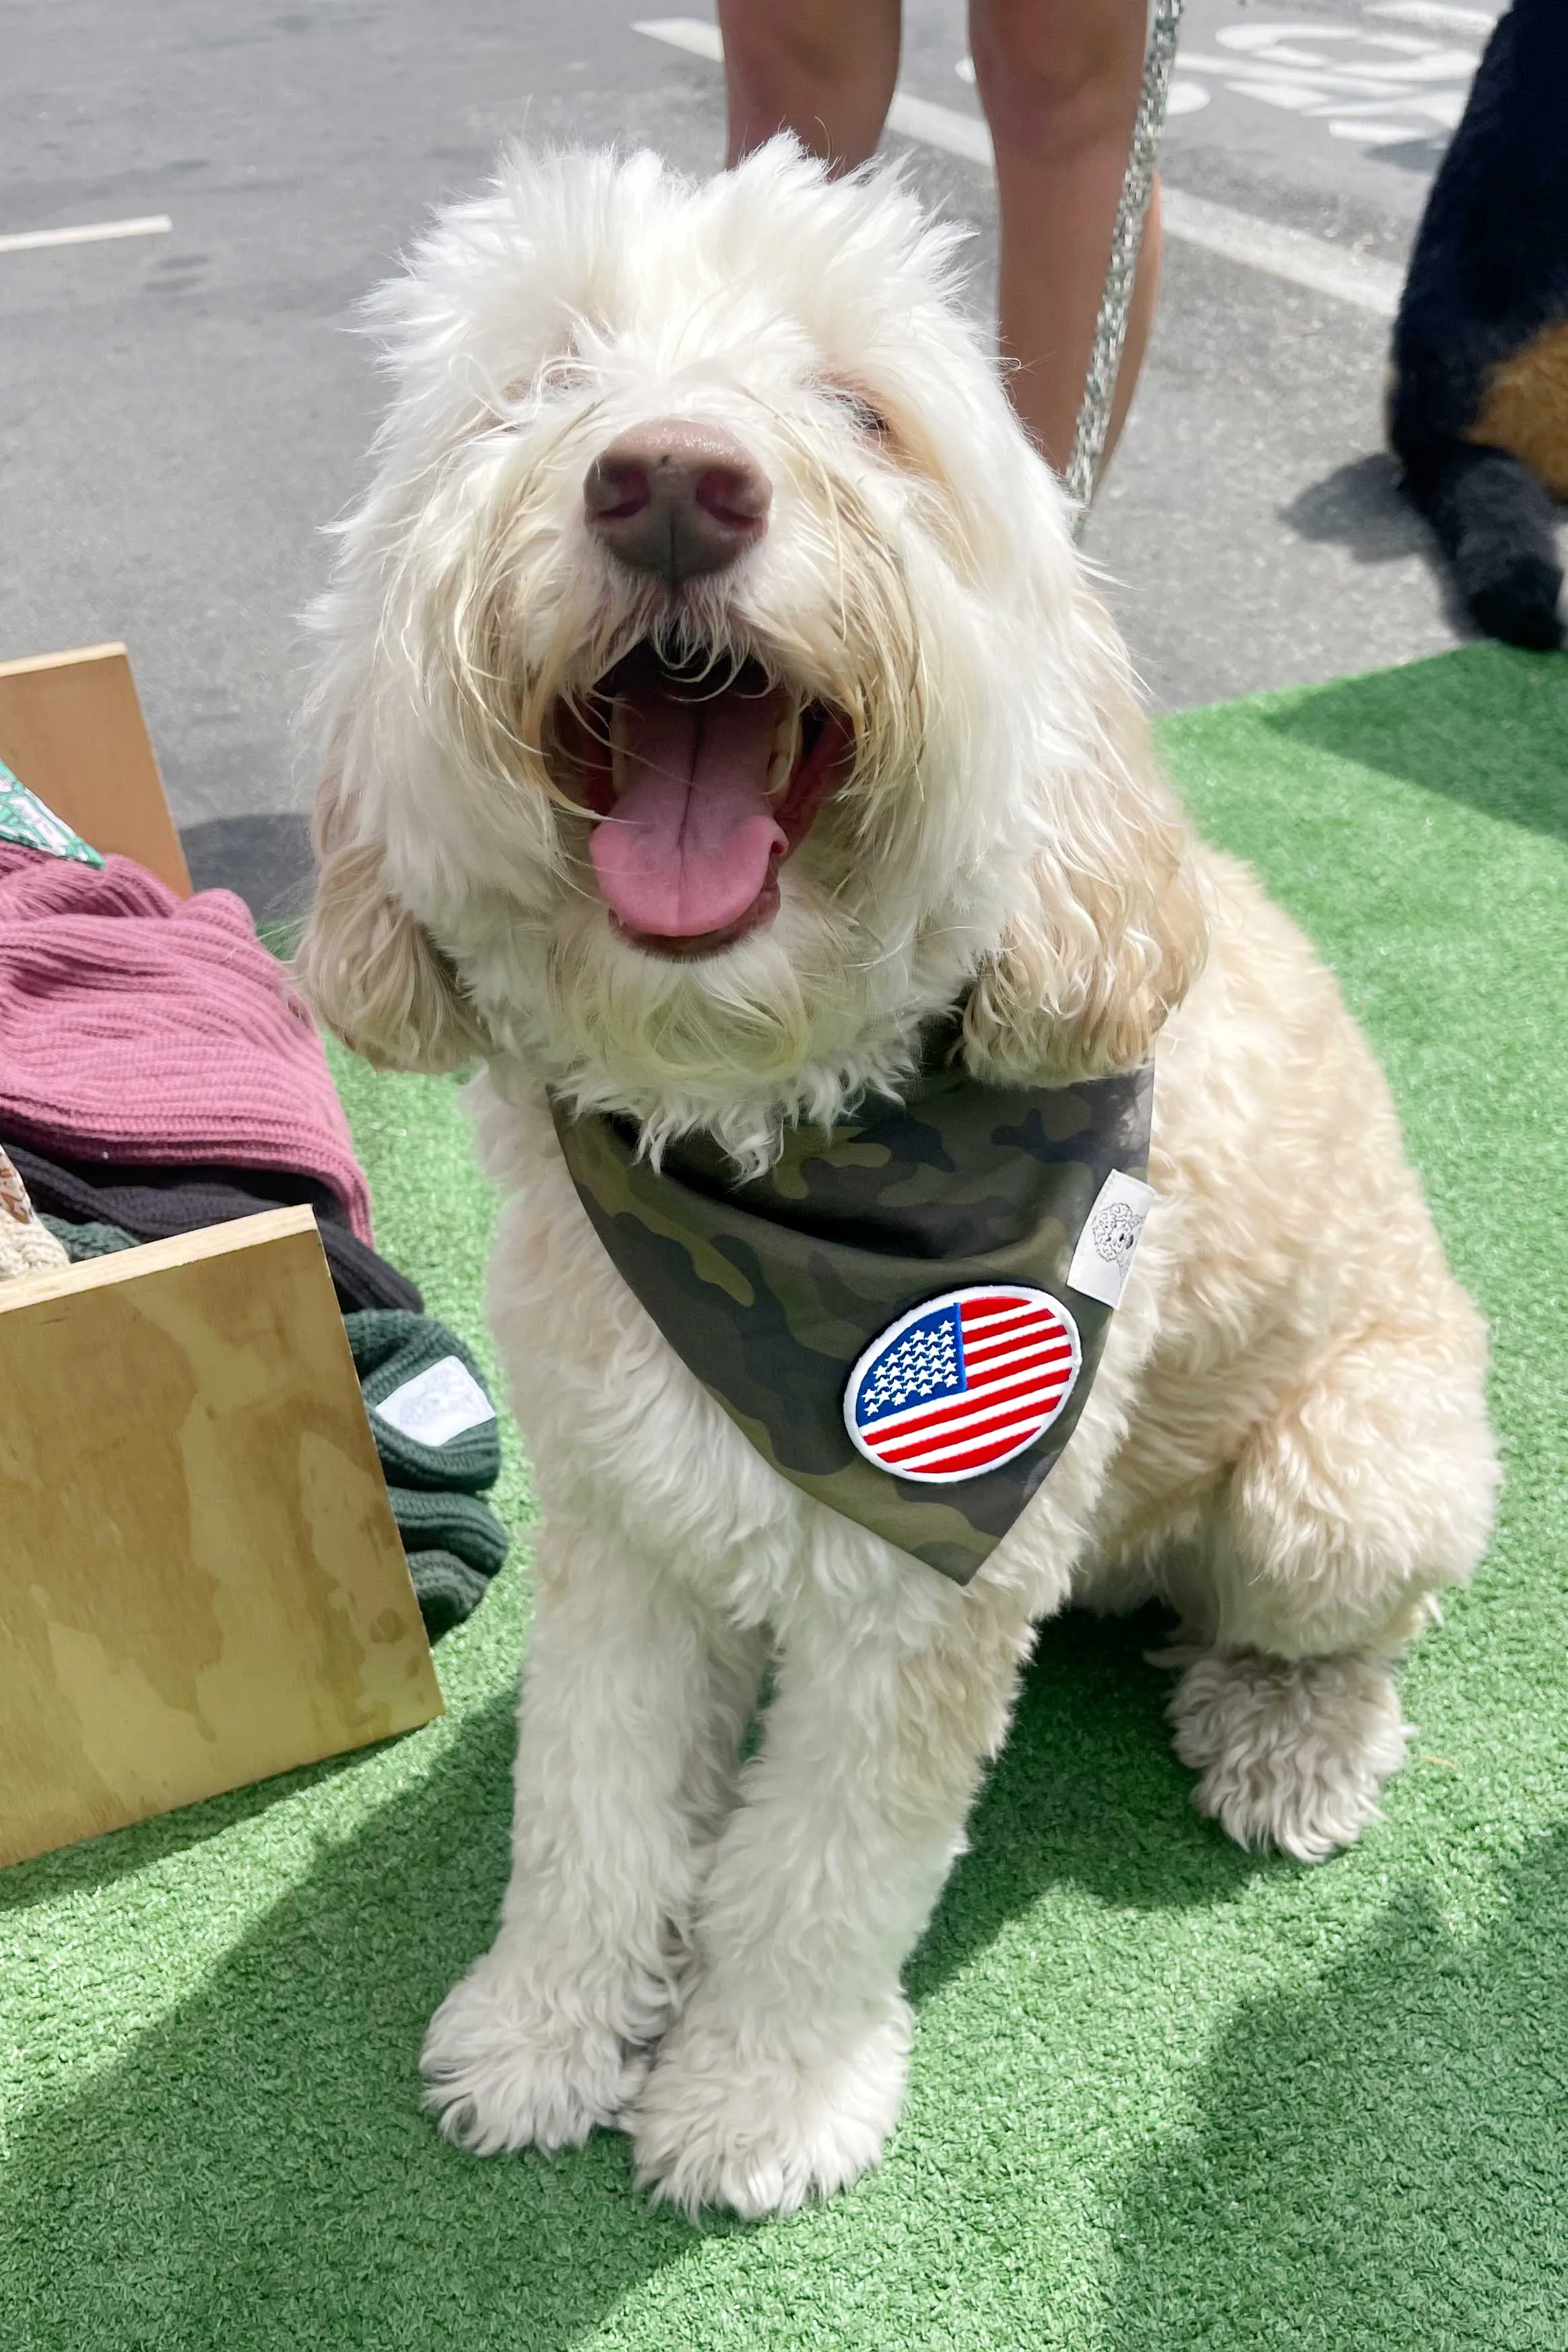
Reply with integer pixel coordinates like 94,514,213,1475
1064,0,1186,528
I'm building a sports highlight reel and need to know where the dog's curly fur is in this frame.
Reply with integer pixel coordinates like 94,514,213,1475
296,142,1499,2219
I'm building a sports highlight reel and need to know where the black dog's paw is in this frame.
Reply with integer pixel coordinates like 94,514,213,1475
1467,550,1566,653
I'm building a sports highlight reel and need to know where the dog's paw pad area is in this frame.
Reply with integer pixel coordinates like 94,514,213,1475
6,646,1567,2349
630,2001,911,2221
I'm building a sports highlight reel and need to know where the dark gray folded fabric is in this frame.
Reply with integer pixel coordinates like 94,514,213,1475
406,1551,495,1641
10,1143,422,1315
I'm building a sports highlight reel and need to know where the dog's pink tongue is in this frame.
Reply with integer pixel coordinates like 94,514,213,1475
591,684,788,938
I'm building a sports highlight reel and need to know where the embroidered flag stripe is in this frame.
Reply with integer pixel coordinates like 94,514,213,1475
884,1404,1076,1476
878,1381,1076,1470
862,1344,1076,1444
960,1328,1072,1376
857,1326,1066,1414
961,1303,1057,1339
963,1307,1061,1350
887,1420,1058,1477
848,1286,1082,1483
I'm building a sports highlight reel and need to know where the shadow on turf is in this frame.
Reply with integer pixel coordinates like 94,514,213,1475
0,1747,372,1920
1261,642,1568,846
1099,1821,1568,2350
3,1606,1270,2347
0,1599,1260,2333
17,1591,1548,2352
4,1689,698,2352
909,1606,1268,2008
10,1637,1559,2346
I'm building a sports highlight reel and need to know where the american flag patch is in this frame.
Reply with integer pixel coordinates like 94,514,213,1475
843,1286,1081,1485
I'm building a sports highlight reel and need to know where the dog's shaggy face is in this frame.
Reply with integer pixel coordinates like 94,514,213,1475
300,142,1202,1158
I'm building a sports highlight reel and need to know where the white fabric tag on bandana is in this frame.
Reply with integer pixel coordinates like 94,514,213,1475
1067,1169,1156,1309
373,1357,496,1447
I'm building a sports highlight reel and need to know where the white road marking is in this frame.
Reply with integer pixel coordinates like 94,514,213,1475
1328,116,1437,143
633,15,723,64
634,20,1402,317
1181,29,1476,134
977,16,1476,160
1160,188,1400,315
1370,1,1497,32
0,214,172,256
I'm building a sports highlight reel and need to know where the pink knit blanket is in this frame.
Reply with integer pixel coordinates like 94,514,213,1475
0,845,372,1243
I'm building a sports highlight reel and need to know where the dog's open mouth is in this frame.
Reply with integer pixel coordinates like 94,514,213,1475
551,646,851,958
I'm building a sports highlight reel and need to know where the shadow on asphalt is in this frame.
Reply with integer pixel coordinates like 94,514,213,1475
181,810,314,925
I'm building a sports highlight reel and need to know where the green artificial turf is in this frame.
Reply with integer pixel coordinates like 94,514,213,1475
4,642,1566,2349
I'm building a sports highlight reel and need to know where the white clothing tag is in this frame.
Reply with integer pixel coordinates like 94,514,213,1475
372,1357,496,1447
1067,1170,1156,1309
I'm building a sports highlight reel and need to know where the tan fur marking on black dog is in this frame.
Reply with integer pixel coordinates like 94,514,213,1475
1471,319,1568,499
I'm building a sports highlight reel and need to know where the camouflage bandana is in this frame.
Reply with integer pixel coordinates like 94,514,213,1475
550,1024,1154,1583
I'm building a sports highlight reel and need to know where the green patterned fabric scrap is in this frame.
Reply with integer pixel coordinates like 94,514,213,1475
0,761,104,867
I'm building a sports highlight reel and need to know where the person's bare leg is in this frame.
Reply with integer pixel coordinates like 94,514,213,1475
719,0,902,170
969,0,1161,475
721,0,1158,479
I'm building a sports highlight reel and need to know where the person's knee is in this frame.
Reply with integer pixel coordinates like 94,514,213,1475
721,2,878,101
969,0,1145,156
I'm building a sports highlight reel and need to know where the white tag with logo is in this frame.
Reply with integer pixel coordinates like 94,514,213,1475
372,1357,496,1447
1067,1171,1155,1309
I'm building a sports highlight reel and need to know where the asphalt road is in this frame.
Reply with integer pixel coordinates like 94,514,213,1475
0,0,1533,914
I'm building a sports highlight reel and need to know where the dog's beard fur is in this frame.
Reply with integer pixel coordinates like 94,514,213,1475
297,140,1205,1167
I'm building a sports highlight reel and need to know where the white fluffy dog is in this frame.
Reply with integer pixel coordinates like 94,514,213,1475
298,141,1498,2219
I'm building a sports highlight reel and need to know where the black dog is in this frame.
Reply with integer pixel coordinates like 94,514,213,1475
1389,0,1567,651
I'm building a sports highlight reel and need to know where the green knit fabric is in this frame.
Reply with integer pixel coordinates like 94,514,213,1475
3,645,1565,2351
42,1214,139,1260
387,1484,510,1580
345,1309,504,1494
346,1309,510,1637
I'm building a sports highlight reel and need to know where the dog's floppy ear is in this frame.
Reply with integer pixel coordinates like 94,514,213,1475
294,777,488,1075
963,593,1207,1084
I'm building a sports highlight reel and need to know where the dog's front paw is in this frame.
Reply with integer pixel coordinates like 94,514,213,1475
421,1948,652,2155
1170,1647,1411,1862
630,1996,911,2219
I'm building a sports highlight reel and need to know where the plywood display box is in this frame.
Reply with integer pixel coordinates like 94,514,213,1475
0,1210,445,1868
0,654,442,1868
0,641,193,896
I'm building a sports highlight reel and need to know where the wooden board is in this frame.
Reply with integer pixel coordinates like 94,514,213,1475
0,1208,444,1868
0,643,192,895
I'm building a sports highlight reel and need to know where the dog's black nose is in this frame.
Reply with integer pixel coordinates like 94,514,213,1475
583,421,771,584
